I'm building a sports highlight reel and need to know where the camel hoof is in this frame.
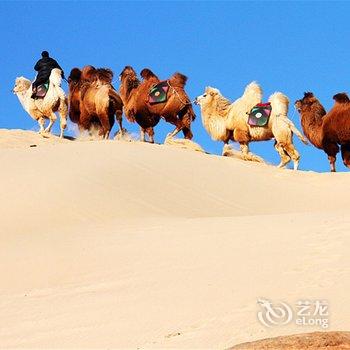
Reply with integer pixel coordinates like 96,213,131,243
39,131,51,139
117,128,127,137
293,162,299,170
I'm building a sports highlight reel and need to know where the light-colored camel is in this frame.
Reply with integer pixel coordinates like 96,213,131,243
13,68,68,138
195,83,308,170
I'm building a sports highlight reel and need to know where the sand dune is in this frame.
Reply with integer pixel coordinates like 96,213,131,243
0,129,349,349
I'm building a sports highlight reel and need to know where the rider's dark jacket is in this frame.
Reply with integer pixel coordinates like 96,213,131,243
33,57,64,88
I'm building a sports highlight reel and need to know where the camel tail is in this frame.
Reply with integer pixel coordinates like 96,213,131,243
170,72,188,88
59,95,69,116
108,89,123,112
283,118,309,145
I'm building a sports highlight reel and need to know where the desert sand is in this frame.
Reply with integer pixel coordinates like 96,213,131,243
0,129,349,349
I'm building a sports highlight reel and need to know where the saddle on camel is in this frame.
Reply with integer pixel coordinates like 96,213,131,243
247,102,272,127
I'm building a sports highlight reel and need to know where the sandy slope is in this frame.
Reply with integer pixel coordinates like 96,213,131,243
0,129,349,349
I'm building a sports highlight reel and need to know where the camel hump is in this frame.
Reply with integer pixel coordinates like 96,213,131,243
49,68,63,86
269,92,289,116
96,68,114,83
244,81,263,100
169,72,188,88
333,92,350,103
140,68,159,80
304,91,314,98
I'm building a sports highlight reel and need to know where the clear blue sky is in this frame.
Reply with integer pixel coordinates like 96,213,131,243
1,1,350,172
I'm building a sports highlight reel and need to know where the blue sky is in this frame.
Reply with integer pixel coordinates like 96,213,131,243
1,1,350,172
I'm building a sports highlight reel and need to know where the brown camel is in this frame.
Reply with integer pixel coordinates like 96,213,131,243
68,66,124,138
119,66,195,143
295,92,350,171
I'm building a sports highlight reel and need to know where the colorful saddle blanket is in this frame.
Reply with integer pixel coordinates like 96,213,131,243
148,81,169,104
248,102,272,127
35,82,49,98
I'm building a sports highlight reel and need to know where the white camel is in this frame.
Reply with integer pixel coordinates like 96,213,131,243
195,83,308,170
13,68,68,138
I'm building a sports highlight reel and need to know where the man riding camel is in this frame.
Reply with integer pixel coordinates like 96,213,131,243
31,51,65,98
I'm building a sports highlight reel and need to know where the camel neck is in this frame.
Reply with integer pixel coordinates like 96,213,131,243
300,108,324,149
16,90,30,111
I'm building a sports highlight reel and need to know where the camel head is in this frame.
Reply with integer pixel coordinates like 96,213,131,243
119,66,137,82
68,68,82,85
119,66,140,98
12,77,31,94
194,87,222,107
195,86,218,105
294,92,318,113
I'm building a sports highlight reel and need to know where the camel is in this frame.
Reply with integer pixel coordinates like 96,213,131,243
12,68,68,138
295,92,350,172
195,83,308,170
119,66,195,143
68,66,124,139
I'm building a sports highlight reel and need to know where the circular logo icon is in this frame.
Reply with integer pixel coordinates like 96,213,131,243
257,298,293,327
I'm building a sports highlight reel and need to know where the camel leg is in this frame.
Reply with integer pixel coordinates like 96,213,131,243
178,106,194,140
324,142,339,172
140,128,146,142
146,127,155,143
239,143,250,159
38,117,46,135
275,142,292,169
167,126,182,139
181,127,193,140
165,113,184,139
115,111,125,135
44,119,54,133
59,117,67,139
328,156,337,172
98,113,111,139
80,109,94,139
341,144,350,169
58,111,67,139
57,97,68,138
238,142,265,162
284,143,301,170
222,140,231,156
44,112,57,134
